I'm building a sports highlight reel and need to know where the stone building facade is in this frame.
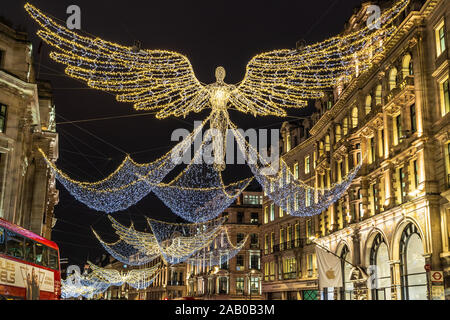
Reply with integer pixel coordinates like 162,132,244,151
0,20,58,239
262,0,450,300
186,189,263,300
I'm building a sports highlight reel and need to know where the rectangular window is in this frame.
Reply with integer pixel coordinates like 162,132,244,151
24,238,35,263
413,160,419,190
6,230,24,260
295,223,300,241
399,167,406,203
286,134,291,152
307,254,314,277
440,78,450,117
305,156,310,174
236,278,244,294
0,50,4,67
286,226,292,249
250,233,259,249
410,104,417,133
0,104,7,133
236,255,245,271
306,219,313,243
394,114,402,145
237,212,244,224
379,129,385,158
283,257,297,280
264,263,270,281
35,242,49,267
264,206,269,224
250,253,260,270
250,276,260,295
237,233,245,244
294,162,299,180
435,20,446,57
270,232,275,254
370,137,376,164
250,212,259,224
269,261,275,281
270,204,275,221
264,234,269,255
49,248,59,270
306,189,311,207
280,228,284,251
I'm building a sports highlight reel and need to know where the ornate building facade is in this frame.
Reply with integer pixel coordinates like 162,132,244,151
186,189,263,300
0,20,58,239
262,0,450,300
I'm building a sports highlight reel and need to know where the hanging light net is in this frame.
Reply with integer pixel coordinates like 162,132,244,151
39,116,209,213
230,122,362,217
151,125,253,223
186,228,248,268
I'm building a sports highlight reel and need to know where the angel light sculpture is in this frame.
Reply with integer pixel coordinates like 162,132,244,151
25,0,409,171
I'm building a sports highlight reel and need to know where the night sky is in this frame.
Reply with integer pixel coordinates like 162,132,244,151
1,0,364,270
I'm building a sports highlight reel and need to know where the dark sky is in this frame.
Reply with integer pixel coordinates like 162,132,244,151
1,0,364,269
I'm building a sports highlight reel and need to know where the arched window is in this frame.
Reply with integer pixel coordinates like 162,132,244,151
402,54,413,78
375,85,383,105
400,223,427,300
352,107,358,128
365,95,372,115
340,246,354,300
389,68,398,91
369,234,392,300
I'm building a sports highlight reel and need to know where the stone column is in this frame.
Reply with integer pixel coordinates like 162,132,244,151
389,260,402,300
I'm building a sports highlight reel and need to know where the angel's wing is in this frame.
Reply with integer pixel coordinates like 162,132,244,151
233,0,410,117
25,3,208,119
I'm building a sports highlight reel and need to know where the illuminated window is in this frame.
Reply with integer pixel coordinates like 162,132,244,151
369,137,376,164
413,160,419,190
435,20,446,57
365,95,372,115
379,129,385,158
352,107,358,128
305,156,310,174
389,68,398,91
306,219,313,243
286,134,291,152
325,135,330,152
343,118,349,135
306,189,311,207
236,255,245,271
402,54,413,78
375,85,383,105
270,232,275,254
440,77,450,116
270,204,275,221
398,167,407,203
294,162,299,180
335,125,342,142
280,228,284,250
264,206,269,224
264,234,269,255
236,278,244,294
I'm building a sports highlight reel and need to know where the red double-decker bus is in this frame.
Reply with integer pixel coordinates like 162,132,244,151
0,218,61,300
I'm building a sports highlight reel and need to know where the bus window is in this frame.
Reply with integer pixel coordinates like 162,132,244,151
6,230,24,259
35,243,48,267
0,227,5,253
48,248,59,270
24,238,35,263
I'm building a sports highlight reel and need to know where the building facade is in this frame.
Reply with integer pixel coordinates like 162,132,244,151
0,20,58,239
186,189,263,300
261,0,450,300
